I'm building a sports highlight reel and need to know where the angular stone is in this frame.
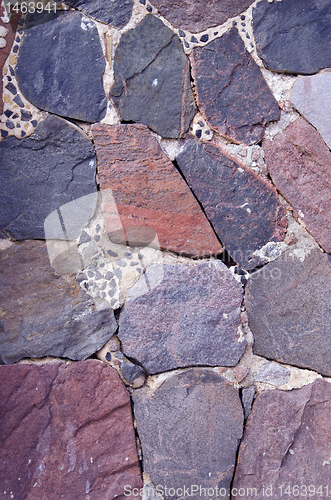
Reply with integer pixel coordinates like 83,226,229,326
63,0,133,27
16,11,106,122
0,10,19,115
176,139,287,270
0,240,118,364
92,123,222,257
290,73,331,149
0,115,96,240
118,261,245,374
254,362,291,387
190,28,280,145
132,368,244,500
246,248,331,377
109,15,197,139
0,361,142,499
263,118,331,253
253,0,331,74
149,0,253,32
233,379,331,498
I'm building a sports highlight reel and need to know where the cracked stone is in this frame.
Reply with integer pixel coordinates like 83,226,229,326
190,28,280,145
63,0,133,27
246,248,331,376
132,368,244,500
16,11,107,122
92,123,222,257
109,15,197,139
0,361,142,499
175,138,287,270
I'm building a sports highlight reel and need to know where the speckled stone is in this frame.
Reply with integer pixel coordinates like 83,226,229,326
63,0,133,27
0,361,143,499
0,9,19,115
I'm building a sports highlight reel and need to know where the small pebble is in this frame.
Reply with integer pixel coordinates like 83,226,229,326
130,261,139,266
13,45,19,53
200,34,209,42
107,249,118,257
116,260,126,267
4,110,12,118
198,120,204,127
241,15,245,20
105,352,111,361
9,66,15,76
184,40,189,48
105,271,114,280
146,5,152,11
94,234,100,242
195,130,202,139
96,224,101,233
0,38,6,49
13,95,24,107
6,120,15,130
31,120,38,127
178,29,185,38
190,35,198,43
125,252,132,259
1,129,8,137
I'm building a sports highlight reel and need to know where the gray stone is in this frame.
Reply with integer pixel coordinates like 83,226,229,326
241,386,255,420
120,360,145,384
132,368,244,500
254,362,291,387
63,0,133,27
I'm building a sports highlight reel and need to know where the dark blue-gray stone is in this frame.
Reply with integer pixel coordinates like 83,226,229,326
63,0,133,27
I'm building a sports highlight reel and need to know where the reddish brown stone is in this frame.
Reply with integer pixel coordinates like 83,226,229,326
233,379,331,499
149,0,254,32
92,123,222,257
0,361,142,500
263,118,331,253
0,8,19,115
190,28,280,145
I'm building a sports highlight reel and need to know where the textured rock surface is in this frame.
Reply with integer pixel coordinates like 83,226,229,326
290,73,331,149
0,361,142,499
110,15,197,139
118,261,245,374
132,368,244,500
176,139,287,270
254,362,291,387
0,240,118,364
191,28,280,145
246,248,331,376
149,0,253,32
233,379,331,498
0,9,19,115
0,115,96,240
63,0,133,27
263,118,331,253
92,123,222,257
253,0,331,74
16,11,106,122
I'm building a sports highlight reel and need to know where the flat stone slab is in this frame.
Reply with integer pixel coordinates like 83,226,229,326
92,123,222,257
109,15,197,139
63,0,133,27
132,368,244,500
253,0,331,74
0,240,118,364
233,379,331,499
16,11,106,122
290,73,331,149
176,139,287,270
0,115,97,240
149,0,253,32
118,261,245,374
0,361,142,499
190,28,280,145
246,248,331,376
263,118,331,253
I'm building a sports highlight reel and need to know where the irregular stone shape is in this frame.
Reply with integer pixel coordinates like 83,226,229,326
263,118,331,253
118,261,245,374
63,0,133,27
0,114,96,240
149,0,253,32
253,0,331,74
176,139,287,270
15,11,106,122
246,248,331,376
233,379,331,498
92,123,222,257
132,368,244,500
0,361,142,499
109,15,197,139
254,362,291,387
290,73,331,149
0,240,118,364
0,9,19,115
190,28,280,145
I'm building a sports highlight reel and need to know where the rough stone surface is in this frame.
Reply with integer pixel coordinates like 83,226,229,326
16,11,107,122
0,240,118,364
254,362,291,387
118,261,245,374
190,28,280,145
132,368,244,500
110,15,197,139
0,361,143,499
263,118,331,253
0,9,19,115
63,0,133,27
233,379,331,499
149,0,253,32
0,115,96,240
92,123,222,257
246,248,331,377
290,73,331,149
176,139,287,270
253,0,331,74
